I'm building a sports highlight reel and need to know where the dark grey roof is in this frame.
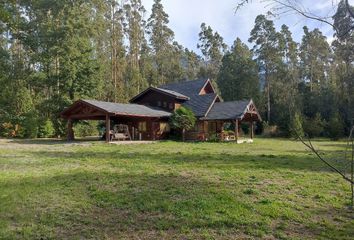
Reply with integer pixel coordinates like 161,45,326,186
159,78,209,97
129,87,189,102
154,87,189,99
83,100,171,117
183,94,217,117
202,100,251,120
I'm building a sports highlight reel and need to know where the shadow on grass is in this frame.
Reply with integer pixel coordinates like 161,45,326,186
18,147,345,174
1,170,353,239
8,137,102,145
0,171,264,238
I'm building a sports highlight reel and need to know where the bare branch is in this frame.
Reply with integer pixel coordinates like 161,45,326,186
235,0,354,38
296,132,354,185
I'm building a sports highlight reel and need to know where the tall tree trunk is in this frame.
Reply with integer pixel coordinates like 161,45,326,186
266,69,271,123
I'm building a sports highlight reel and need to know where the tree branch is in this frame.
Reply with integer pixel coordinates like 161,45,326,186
296,132,354,185
235,0,354,38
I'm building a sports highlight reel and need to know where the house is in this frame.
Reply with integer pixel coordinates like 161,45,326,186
61,78,262,142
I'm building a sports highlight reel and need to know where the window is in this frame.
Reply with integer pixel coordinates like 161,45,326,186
157,101,161,107
169,103,173,109
163,101,167,108
138,122,147,132
160,122,170,132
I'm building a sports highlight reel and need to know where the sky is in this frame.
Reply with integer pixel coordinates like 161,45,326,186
141,0,340,53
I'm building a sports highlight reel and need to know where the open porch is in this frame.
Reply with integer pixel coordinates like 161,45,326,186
186,99,261,142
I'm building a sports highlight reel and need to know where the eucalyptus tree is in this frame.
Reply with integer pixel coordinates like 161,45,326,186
333,0,354,129
299,27,331,92
146,0,175,85
249,14,282,123
184,48,203,80
217,38,259,103
124,0,147,97
197,23,227,81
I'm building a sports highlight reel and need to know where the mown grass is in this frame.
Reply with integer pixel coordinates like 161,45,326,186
0,138,353,239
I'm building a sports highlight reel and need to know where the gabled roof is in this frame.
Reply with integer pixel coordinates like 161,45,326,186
62,99,171,118
130,87,189,103
202,99,261,121
183,93,219,117
159,78,210,97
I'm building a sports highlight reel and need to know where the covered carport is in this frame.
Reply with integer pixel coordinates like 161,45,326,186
60,99,171,142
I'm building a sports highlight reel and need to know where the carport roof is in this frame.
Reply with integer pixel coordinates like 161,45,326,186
61,99,171,119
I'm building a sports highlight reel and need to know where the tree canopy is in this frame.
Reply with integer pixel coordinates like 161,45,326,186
0,0,353,139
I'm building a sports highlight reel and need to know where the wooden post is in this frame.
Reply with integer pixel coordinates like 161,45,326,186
132,127,135,140
235,119,239,142
105,114,110,143
250,121,254,139
67,118,74,141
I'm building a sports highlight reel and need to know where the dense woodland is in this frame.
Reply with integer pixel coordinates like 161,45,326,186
0,0,353,139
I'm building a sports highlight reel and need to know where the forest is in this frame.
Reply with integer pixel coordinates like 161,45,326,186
0,0,353,139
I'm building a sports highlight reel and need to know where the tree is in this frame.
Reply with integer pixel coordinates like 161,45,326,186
272,24,300,133
146,0,176,85
183,48,203,80
169,107,196,141
327,112,345,140
217,38,259,102
303,113,326,138
197,23,227,80
124,0,148,97
249,15,282,123
299,27,331,92
332,0,354,131
289,112,304,138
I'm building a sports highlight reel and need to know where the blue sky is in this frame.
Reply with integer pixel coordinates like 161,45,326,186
141,0,339,53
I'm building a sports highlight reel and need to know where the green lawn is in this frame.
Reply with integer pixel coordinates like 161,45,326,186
0,138,353,239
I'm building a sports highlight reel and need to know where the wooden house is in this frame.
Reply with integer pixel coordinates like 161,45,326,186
61,78,261,142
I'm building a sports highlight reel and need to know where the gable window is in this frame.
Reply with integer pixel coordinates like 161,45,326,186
138,122,147,132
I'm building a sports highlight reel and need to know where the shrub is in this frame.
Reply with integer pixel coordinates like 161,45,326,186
18,110,39,138
326,112,344,140
303,113,325,138
74,121,99,137
0,122,17,137
262,122,282,137
289,112,304,138
169,106,196,141
38,119,55,138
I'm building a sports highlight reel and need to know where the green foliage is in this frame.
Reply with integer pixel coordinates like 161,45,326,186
170,107,196,131
73,121,100,137
289,112,304,138
38,119,55,138
0,1,353,140
18,111,39,138
217,38,259,102
326,112,344,140
169,107,196,141
303,113,326,138
197,23,227,80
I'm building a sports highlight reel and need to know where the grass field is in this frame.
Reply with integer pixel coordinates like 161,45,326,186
0,138,353,239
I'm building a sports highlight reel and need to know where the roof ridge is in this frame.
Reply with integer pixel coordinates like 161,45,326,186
159,78,209,88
